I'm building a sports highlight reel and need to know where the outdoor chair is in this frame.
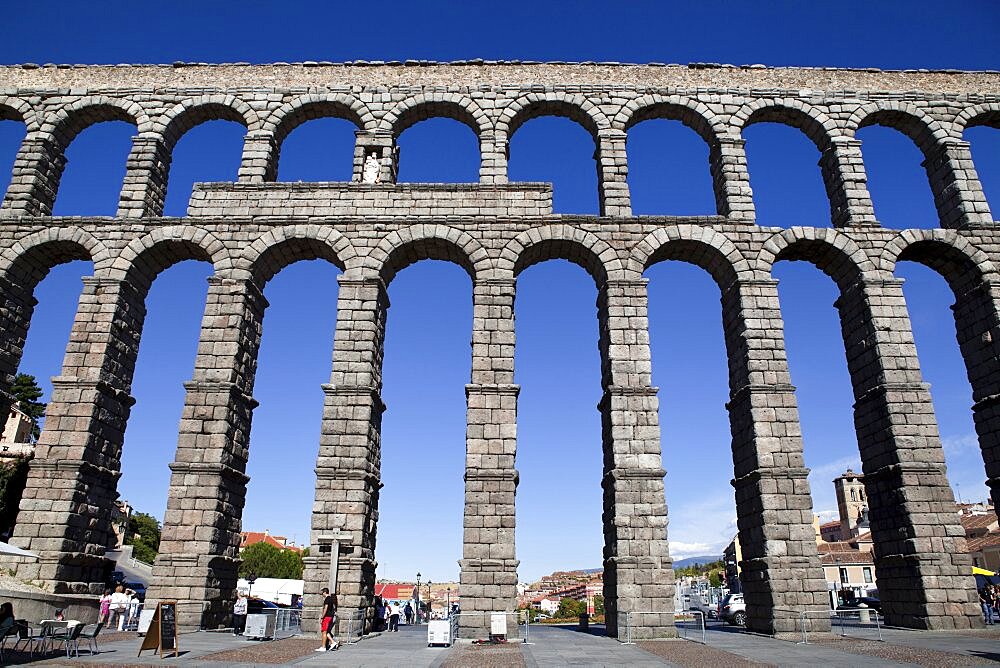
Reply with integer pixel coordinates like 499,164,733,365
55,622,84,658
0,623,21,663
77,621,104,655
15,619,68,656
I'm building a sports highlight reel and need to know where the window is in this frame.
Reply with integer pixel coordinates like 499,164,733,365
839,568,849,584
850,489,856,502
863,567,872,584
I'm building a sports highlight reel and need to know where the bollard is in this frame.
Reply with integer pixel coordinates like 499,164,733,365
857,603,870,624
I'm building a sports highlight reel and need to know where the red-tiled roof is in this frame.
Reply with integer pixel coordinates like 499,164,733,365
240,531,301,553
967,531,1000,553
820,521,841,530
961,513,998,534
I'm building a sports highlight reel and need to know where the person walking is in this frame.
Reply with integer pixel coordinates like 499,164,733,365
404,602,413,625
981,588,995,625
110,585,129,630
232,591,247,636
315,587,338,652
389,601,400,632
99,589,112,625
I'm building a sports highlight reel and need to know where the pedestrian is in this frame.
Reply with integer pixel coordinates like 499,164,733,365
0,602,15,633
374,596,385,632
315,587,338,652
128,590,141,629
404,602,413,625
110,585,129,630
389,601,400,632
232,591,247,636
99,588,112,625
981,588,994,625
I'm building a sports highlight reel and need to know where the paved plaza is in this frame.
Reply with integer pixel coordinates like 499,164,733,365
9,620,999,666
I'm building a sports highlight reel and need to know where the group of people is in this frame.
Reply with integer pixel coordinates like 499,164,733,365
373,596,415,632
99,585,142,631
980,585,1000,624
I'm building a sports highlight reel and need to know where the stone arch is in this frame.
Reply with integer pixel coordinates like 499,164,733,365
881,229,998,298
41,95,150,142
956,103,1000,133
382,93,490,140
264,94,374,141
733,98,842,149
758,227,874,290
630,226,753,289
156,95,260,151
501,224,622,286
847,101,955,154
614,94,726,146
111,226,231,291
0,97,39,131
496,92,610,143
0,227,109,285
364,224,490,285
239,224,356,286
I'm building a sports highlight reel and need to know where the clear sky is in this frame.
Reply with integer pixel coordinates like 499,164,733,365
2,1,1000,584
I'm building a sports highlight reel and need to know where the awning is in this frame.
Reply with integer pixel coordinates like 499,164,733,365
974,566,996,576
0,541,38,559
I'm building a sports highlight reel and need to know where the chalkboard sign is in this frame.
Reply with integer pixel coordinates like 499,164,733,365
137,601,179,658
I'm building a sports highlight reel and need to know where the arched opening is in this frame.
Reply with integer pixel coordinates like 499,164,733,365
241,258,343,574
626,119,715,215
857,125,938,229
117,260,211,553
52,121,135,215
743,122,829,227
964,120,1000,220
515,252,603,616
277,117,357,182
509,116,599,214
644,259,733,596
895,259,986,504
163,119,246,216
397,117,479,183
0,115,26,199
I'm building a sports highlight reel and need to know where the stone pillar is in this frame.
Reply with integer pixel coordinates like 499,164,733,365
117,134,171,218
597,278,674,639
835,277,981,629
948,279,1000,521
479,131,508,185
710,136,755,223
304,276,388,634
596,129,632,217
924,138,993,228
0,133,64,217
820,137,878,227
352,131,398,184
460,278,519,638
721,279,830,637
0,274,38,420
11,277,143,594
147,276,266,630
238,130,278,184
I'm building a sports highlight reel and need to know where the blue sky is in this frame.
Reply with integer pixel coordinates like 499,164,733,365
2,2,1000,584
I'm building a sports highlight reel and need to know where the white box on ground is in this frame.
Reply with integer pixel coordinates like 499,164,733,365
427,619,452,646
245,613,276,639
490,612,507,636
137,609,155,635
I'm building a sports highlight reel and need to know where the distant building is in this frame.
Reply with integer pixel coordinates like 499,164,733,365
818,533,876,599
240,530,303,554
0,403,35,462
960,503,1000,571
819,520,842,543
723,535,742,593
833,469,868,540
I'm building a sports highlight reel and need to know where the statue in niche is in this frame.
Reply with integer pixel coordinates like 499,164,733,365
363,152,381,184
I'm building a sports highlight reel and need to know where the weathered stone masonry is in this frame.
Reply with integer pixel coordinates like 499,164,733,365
1,61,998,637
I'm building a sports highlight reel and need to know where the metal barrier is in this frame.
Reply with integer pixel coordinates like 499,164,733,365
672,610,707,644
451,611,521,640
339,608,367,644
831,608,883,642
272,608,301,639
771,607,831,644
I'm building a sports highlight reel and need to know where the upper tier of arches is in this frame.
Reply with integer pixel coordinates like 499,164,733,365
0,90,997,226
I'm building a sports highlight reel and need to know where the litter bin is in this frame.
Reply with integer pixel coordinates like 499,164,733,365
579,613,589,631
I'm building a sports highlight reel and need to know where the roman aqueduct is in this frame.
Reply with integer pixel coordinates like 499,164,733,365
1,61,998,637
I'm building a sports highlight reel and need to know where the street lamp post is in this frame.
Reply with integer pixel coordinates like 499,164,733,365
447,587,451,614
416,572,421,625
427,581,432,618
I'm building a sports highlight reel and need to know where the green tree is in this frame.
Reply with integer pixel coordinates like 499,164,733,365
0,456,29,537
125,512,161,563
556,597,585,619
593,594,605,616
10,373,45,441
239,541,304,579
709,571,723,587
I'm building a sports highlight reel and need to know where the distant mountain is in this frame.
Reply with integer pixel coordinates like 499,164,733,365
673,556,721,569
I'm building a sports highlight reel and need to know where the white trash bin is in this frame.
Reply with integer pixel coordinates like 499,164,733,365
427,619,452,646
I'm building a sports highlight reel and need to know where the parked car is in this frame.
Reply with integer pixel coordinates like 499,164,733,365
719,593,746,626
247,598,279,615
839,596,881,613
